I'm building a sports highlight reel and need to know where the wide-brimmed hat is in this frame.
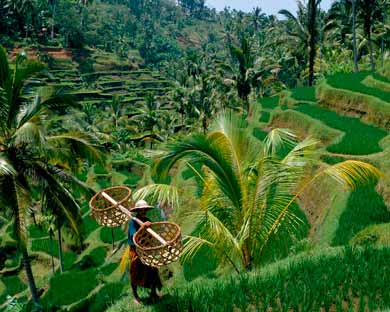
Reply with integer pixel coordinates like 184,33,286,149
130,200,154,212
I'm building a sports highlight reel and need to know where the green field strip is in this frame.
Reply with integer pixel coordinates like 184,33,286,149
290,86,317,102
270,109,342,146
362,75,390,92
326,71,390,103
293,104,387,155
332,183,390,246
258,96,279,110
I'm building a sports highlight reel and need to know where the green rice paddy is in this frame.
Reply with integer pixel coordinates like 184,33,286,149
293,104,387,155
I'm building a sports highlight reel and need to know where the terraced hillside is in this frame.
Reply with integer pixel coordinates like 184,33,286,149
2,69,390,312
29,48,172,109
257,71,390,247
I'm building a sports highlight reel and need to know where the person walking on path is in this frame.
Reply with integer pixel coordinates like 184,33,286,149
126,200,162,305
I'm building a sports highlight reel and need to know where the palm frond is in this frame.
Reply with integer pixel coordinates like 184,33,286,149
323,160,381,190
47,132,103,166
0,156,16,176
263,128,297,156
0,45,10,87
133,184,179,211
181,235,213,264
13,115,45,147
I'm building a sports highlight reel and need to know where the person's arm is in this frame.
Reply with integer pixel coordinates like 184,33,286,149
143,221,152,227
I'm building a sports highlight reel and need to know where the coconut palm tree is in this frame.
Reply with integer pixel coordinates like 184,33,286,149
131,93,167,149
109,94,124,130
352,0,359,72
358,0,381,71
326,0,359,72
154,112,380,272
279,0,322,86
0,46,101,309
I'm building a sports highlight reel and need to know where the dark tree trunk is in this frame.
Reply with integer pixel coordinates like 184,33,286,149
308,0,318,86
49,229,55,274
51,1,56,40
57,219,64,273
22,248,42,311
202,116,208,135
382,7,386,72
352,0,359,72
368,29,375,71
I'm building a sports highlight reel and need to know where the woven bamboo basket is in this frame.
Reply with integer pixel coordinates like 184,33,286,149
89,186,183,267
134,222,183,267
89,186,132,227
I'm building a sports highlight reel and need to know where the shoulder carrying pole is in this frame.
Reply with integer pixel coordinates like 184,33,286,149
101,191,167,245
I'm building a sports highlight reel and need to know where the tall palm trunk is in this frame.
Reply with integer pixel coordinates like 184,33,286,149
382,6,386,72
51,1,56,40
308,0,318,86
352,0,359,72
22,248,42,310
49,229,55,274
367,29,375,71
57,219,64,273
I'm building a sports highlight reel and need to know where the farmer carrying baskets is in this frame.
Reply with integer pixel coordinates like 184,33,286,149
127,200,162,304
89,186,182,305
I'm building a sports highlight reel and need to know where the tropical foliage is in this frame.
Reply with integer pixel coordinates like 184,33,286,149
154,112,380,271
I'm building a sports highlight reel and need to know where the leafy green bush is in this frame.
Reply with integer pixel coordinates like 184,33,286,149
100,227,125,244
294,104,387,155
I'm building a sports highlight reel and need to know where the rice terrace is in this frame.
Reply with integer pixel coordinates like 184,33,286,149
1,0,390,311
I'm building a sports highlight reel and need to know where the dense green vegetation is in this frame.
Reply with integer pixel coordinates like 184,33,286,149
1,0,390,311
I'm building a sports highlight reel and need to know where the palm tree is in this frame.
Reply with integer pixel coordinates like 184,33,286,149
109,94,124,130
224,34,267,112
78,0,93,28
154,112,380,271
352,0,359,72
359,0,381,71
326,0,359,71
0,46,101,309
379,0,389,71
132,93,166,149
279,0,322,86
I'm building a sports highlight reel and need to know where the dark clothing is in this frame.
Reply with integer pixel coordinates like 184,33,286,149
127,216,162,289
129,246,162,289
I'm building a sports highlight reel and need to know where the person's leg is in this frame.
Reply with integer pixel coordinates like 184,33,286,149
150,286,160,301
132,284,141,304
